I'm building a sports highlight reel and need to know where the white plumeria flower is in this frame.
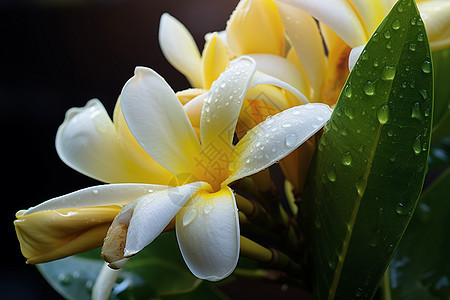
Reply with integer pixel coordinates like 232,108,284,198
15,56,332,299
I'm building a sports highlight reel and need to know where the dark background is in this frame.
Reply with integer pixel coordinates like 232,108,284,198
1,0,239,298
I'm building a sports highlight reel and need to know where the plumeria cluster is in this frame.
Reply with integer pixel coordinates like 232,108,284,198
14,0,449,299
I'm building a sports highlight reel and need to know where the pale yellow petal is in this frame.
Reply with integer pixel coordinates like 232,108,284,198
276,0,367,47
318,23,352,106
418,1,450,51
159,13,203,88
121,67,203,178
247,53,310,101
226,0,285,56
57,99,172,184
201,33,230,89
276,1,326,101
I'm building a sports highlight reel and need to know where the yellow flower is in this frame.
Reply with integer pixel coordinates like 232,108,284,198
276,0,450,102
15,57,332,294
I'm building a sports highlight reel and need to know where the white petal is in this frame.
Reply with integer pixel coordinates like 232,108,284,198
200,56,256,161
249,70,310,105
22,184,166,216
123,182,209,256
275,2,327,100
56,99,159,183
247,53,310,102
348,45,365,72
121,67,203,176
92,263,121,300
176,187,239,281
276,0,367,47
225,103,332,185
159,13,203,88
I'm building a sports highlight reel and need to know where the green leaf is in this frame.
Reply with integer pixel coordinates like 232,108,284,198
388,168,450,299
302,0,433,299
431,47,450,143
37,232,224,299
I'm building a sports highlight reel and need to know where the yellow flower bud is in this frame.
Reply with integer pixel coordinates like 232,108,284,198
227,0,285,56
14,206,121,264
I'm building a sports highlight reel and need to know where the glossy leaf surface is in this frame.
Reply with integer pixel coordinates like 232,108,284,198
302,0,433,299
388,168,450,300
37,232,225,299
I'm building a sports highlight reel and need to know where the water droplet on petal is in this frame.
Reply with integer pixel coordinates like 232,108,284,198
285,133,297,147
182,208,197,226
203,204,213,214
282,123,292,128
58,273,73,286
384,30,391,39
409,43,416,52
92,189,99,195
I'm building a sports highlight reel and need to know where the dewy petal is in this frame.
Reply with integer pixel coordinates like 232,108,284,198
102,182,209,264
201,33,230,89
275,2,327,101
247,53,310,101
56,99,171,184
159,13,203,88
121,67,203,177
226,0,285,56
224,103,332,185
418,1,450,51
21,184,166,215
276,0,367,48
175,186,239,281
348,45,365,71
199,56,256,185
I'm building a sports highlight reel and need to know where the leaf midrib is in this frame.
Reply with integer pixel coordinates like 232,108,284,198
326,5,412,296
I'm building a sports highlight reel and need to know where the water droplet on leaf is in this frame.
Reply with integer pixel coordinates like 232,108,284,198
342,152,352,166
382,66,396,80
364,81,376,96
421,60,431,73
392,19,400,30
411,102,422,119
377,105,389,124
